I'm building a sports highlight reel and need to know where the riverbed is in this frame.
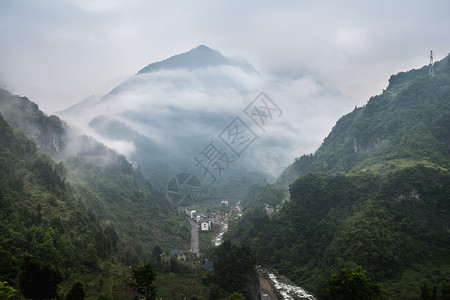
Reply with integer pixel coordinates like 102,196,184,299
213,217,316,299
258,267,316,300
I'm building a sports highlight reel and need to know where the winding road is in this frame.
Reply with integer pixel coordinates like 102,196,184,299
190,219,199,256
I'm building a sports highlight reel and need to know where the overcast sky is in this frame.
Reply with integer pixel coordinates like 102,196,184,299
1,0,449,113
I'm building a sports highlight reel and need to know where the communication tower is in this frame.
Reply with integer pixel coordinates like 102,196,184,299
429,50,435,77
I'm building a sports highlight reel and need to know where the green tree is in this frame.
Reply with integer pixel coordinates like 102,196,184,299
0,250,18,284
441,281,450,300
151,245,162,264
151,245,163,271
189,296,206,300
0,281,18,300
66,281,86,300
83,243,99,268
227,292,246,300
130,261,157,300
19,254,62,300
95,293,115,300
419,281,436,300
324,266,383,300
211,240,258,299
208,284,224,300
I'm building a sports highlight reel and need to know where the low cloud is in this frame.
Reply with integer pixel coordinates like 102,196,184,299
58,61,353,180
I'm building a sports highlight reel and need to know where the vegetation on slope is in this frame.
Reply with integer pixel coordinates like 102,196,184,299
0,113,118,296
227,55,450,299
279,54,450,184
0,90,190,262
0,91,193,298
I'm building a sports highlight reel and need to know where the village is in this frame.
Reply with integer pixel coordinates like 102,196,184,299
182,199,243,233
167,199,283,265
165,200,243,270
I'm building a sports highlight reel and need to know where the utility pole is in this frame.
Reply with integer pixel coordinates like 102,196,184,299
429,50,435,77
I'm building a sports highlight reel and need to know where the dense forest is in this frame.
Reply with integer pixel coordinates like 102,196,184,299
0,91,193,298
226,55,450,299
0,112,117,297
0,90,190,260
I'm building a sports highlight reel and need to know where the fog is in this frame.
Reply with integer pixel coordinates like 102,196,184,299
1,0,450,115
58,47,353,181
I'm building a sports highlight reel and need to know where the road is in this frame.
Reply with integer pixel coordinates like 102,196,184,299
190,219,199,256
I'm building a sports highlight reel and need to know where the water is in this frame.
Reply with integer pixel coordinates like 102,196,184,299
259,267,316,300
214,217,315,299
213,221,228,246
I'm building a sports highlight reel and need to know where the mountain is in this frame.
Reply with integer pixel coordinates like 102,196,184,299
137,44,257,74
58,45,351,200
0,90,192,297
0,108,116,295
278,55,450,184
225,54,450,299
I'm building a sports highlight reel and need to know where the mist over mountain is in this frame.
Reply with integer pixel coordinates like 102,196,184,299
58,45,352,194
0,89,188,259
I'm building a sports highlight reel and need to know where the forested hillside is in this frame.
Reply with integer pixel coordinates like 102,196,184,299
0,90,191,298
0,90,189,258
226,55,450,299
0,113,120,297
279,54,450,184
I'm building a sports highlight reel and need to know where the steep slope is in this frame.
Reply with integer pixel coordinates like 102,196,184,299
0,90,190,264
226,55,450,299
0,112,115,294
278,54,450,185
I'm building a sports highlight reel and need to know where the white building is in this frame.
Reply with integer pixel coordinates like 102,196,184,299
200,220,212,231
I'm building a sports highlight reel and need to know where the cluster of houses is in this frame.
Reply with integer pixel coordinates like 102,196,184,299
182,208,216,231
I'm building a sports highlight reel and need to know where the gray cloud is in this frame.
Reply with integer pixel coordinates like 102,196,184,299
1,1,449,118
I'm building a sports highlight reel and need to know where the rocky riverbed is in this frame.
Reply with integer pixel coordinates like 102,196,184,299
258,267,316,300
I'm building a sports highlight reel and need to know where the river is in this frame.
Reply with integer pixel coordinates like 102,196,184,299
258,267,316,300
213,220,228,246
213,217,316,300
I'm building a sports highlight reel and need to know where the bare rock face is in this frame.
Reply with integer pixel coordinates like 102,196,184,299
246,271,262,300
396,188,420,202
352,136,382,154
25,120,62,153
0,90,64,154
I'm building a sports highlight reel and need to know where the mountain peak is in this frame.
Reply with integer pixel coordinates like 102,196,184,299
137,45,256,74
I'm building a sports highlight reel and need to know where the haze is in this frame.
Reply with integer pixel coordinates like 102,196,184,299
1,0,450,114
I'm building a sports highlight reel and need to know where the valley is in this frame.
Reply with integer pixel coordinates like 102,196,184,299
0,45,449,300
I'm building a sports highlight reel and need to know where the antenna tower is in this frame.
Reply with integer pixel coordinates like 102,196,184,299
429,50,434,77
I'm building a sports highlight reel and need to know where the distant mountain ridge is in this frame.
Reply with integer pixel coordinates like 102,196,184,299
137,45,257,74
